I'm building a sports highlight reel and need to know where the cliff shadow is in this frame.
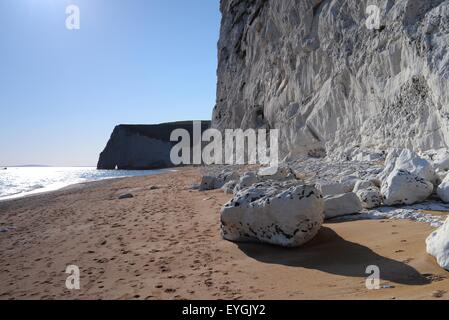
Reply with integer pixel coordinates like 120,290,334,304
236,227,430,286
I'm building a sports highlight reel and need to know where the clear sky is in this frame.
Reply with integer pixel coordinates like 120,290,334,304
0,0,220,166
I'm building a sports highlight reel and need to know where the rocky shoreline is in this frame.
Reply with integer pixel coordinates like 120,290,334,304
198,147,449,272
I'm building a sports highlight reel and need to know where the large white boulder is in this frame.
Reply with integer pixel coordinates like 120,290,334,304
394,149,436,184
324,193,362,219
437,175,449,203
424,148,449,172
381,169,433,206
356,187,382,209
426,217,449,271
221,182,324,247
378,148,402,182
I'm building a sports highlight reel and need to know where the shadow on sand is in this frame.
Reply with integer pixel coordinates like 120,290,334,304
236,227,430,286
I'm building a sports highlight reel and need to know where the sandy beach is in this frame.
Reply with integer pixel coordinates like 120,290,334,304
0,167,448,300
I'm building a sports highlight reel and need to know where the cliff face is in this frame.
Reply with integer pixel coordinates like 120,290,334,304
97,121,211,170
213,0,449,159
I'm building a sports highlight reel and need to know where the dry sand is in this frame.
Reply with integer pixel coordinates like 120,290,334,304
0,167,448,300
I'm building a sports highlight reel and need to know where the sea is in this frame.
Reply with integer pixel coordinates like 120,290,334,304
0,167,168,201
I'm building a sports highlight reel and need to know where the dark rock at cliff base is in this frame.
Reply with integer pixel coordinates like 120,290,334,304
97,121,211,170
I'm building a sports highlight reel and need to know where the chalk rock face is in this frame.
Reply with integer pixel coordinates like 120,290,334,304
98,121,210,170
221,182,324,247
214,0,449,158
324,193,362,219
437,175,449,203
381,169,433,206
426,217,449,271
356,187,383,209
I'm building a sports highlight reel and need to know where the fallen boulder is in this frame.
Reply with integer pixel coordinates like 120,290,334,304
394,149,436,184
233,172,259,193
356,187,382,209
199,176,217,191
222,180,237,195
200,170,239,191
381,169,433,206
324,193,362,219
424,148,449,172
220,182,324,247
437,175,449,203
426,217,449,271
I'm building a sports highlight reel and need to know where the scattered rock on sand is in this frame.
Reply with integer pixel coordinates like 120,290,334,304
381,169,433,206
118,193,134,200
356,187,382,209
324,192,362,219
222,180,237,194
199,176,217,191
426,217,449,271
221,182,324,247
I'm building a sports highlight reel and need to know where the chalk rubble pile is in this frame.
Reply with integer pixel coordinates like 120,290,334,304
199,148,449,271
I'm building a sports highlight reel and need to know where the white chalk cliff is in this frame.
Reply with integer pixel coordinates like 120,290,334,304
213,0,449,158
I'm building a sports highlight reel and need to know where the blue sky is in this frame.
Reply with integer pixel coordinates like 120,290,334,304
0,0,220,166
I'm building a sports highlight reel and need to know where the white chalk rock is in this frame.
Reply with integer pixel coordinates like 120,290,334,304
427,148,449,172
381,169,433,206
214,170,239,189
233,171,259,193
324,192,363,219
437,175,449,203
356,187,382,209
199,176,217,191
222,180,237,195
426,217,449,271
221,182,324,247
258,165,295,181
200,170,239,191
436,169,448,186
316,182,348,197
378,148,403,182
353,179,377,193
394,149,436,183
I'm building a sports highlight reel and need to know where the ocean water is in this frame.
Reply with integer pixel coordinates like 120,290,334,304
0,167,169,201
